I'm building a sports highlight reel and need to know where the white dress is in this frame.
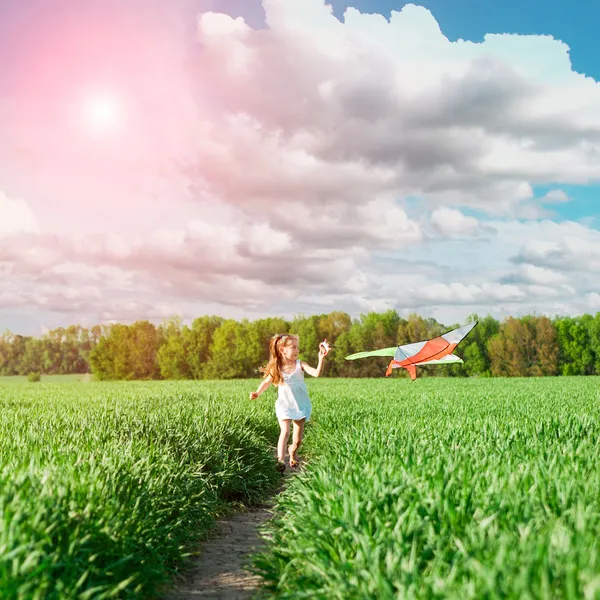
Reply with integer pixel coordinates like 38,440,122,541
275,360,312,422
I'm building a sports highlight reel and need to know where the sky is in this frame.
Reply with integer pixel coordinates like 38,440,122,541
2,0,600,336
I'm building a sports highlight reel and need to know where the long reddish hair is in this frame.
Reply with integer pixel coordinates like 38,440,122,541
260,334,299,385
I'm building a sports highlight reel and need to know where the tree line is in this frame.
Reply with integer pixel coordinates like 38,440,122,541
2,311,600,379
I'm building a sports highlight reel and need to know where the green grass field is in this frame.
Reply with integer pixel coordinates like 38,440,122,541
0,378,281,599
1,376,600,598
0,374,94,384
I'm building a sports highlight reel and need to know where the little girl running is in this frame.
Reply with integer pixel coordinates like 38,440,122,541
249,334,329,472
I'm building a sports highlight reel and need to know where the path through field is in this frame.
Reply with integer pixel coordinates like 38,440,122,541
166,506,273,599
165,468,294,600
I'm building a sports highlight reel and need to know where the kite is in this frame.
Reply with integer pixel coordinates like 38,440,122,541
344,321,478,380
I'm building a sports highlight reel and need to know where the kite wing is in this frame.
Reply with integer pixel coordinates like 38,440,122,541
345,347,397,360
413,354,463,366
344,321,477,381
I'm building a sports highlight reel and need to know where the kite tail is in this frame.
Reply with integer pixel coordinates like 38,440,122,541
385,360,418,380
404,364,417,381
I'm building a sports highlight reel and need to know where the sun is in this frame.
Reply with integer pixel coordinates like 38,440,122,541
83,94,122,133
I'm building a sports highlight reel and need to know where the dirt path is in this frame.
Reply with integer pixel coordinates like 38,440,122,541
165,505,274,599
164,470,295,600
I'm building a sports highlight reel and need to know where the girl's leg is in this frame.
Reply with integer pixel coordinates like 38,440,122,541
289,418,306,466
277,419,291,464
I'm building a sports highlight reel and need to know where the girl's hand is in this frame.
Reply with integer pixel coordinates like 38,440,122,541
249,391,259,400
319,339,330,357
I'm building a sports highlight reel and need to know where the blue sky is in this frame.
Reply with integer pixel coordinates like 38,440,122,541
200,0,600,79
196,0,600,227
217,0,600,226
1,0,600,336
335,0,599,77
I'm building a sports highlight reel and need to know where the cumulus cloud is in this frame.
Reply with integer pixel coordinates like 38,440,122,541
99,301,186,323
4,0,600,332
542,189,570,203
1,214,598,327
190,1,600,219
585,293,600,311
429,207,494,239
0,193,39,235
0,290,29,310
501,263,569,286
0,216,373,319
412,281,527,305
513,228,600,273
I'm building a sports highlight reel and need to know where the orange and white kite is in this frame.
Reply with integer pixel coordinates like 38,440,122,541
345,321,477,380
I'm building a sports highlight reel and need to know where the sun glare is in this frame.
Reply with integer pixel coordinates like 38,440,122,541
83,94,122,133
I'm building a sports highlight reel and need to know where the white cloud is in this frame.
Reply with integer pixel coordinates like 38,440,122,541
585,293,600,311
0,193,39,235
502,263,568,286
1,215,599,329
356,198,422,247
245,222,292,256
99,301,185,323
430,207,492,238
192,1,600,218
414,281,526,305
542,189,570,203
514,226,600,272
5,0,600,333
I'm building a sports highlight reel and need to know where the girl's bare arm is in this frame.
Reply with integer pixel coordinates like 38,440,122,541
250,374,273,399
301,355,325,377
302,342,329,377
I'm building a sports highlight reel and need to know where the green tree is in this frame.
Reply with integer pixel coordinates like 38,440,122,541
0,331,15,375
247,317,290,373
582,313,600,375
21,338,44,375
41,328,64,375
555,315,595,375
128,321,164,379
78,326,101,371
10,334,29,375
317,311,352,376
341,310,402,377
59,325,87,374
397,314,443,346
488,315,558,377
489,317,530,377
186,316,224,379
204,319,254,380
531,316,559,376
0,331,12,376
89,324,131,380
455,314,500,377
318,311,352,343
157,317,192,379
291,315,322,367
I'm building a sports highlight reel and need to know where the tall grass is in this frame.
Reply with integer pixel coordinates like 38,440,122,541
4,376,600,598
253,377,600,599
0,380,280,598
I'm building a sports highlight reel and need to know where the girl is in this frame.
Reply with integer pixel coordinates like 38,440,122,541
249,334,329,472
